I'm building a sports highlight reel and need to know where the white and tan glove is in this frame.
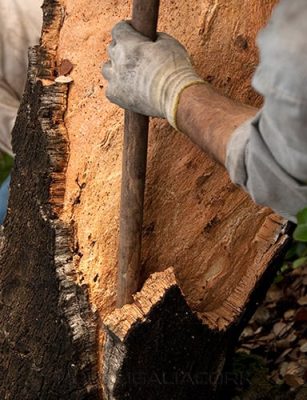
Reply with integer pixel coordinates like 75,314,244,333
102,21,204,129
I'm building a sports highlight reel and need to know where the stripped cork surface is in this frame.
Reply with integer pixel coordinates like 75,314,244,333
51,0,290,390
55,0,284,328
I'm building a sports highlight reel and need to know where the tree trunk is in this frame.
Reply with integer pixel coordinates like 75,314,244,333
0,0,290,399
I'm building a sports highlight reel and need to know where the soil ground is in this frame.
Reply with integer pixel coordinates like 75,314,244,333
230,262,307,399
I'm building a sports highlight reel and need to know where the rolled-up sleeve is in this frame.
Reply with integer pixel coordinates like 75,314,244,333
226,0,307,222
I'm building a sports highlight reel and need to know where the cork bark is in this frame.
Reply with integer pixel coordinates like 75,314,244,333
0,0,291,399
0,2,100,399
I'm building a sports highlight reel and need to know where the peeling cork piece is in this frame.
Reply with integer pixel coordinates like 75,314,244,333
103,268,178,341
57,58,74,75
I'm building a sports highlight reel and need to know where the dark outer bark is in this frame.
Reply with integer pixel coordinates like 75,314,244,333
118,0,160,307
104,225,290,400
0,1,100,399
103,222,290,400
105,285,228,400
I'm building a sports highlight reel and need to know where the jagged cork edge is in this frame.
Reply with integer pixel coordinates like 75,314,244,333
31,0,100,395
101,268,228,400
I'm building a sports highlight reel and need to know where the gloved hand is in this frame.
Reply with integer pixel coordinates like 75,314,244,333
102,21,204,129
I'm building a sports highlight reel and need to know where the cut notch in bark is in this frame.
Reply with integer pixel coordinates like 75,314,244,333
102,224,290,400
103,268,229,400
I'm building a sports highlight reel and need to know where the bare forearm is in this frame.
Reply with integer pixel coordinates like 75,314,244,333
176,84,257,165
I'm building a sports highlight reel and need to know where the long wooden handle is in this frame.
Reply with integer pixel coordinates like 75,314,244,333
117,0,160,307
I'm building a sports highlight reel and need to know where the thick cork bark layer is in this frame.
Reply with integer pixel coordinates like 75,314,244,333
0,2,100,399
0,0,290,399
55,0,285,340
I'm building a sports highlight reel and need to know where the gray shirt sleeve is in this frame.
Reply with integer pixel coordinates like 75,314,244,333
226,0,307,223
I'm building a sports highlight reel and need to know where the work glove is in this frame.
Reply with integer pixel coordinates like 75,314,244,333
102,21,204,129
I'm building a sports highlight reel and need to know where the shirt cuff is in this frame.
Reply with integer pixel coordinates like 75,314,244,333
225,117,255,188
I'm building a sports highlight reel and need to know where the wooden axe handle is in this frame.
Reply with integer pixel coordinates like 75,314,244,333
117,0,160,307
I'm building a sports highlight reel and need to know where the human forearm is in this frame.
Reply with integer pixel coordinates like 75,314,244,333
176,84,257,165
223,0,307,222
103,12,307,222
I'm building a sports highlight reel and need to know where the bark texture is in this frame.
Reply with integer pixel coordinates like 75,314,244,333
103,269,229,400
56,0,284,331
0,2,100,399
0,0,291,399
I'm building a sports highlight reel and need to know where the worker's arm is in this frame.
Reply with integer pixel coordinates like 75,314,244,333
176,84,256,165
223,0,307,222
103,0,307,222
102,21,254,166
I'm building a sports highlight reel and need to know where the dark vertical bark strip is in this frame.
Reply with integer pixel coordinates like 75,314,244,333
0,1,100,399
